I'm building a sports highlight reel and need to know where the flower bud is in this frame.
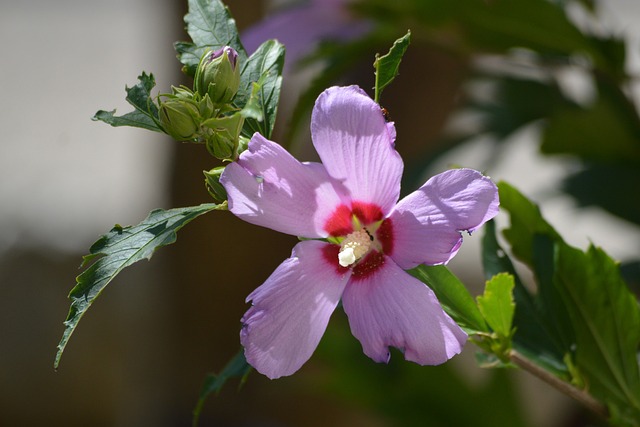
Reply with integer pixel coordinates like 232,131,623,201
158,96,200,141
194,46,241,105
203,166,227,204
201,112,244,160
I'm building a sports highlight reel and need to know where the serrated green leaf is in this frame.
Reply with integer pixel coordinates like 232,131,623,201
409,264,488,334
192,349,252,427
477,273,515,338
177,0,248,77
482,220,569,377
373,30,410,103
555,244,640,424
92,72,162,132
55,203,224,369
499,181,640,424
235,40,285,139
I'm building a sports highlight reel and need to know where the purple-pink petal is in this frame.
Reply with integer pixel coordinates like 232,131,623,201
342,257,467,365
220,133,349,238
241,0,371,68
389,168,499,269
311,86,403,216
241,240,351,379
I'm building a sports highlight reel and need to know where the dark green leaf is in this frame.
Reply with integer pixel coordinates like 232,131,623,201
499,181,640,424
482,220,569,376
409,264,488,334
373,30,411,103
177,0,248,77
555,244,640,424
459,0,591,56
235,40,285,139
563,164,640,227
541,97,640,164
477,273,515,338
92,72,162,132
55,203,223,369
193,349,252,427
498,182,561,265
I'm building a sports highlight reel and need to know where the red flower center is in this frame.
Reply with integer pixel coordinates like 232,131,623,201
323,201,394,280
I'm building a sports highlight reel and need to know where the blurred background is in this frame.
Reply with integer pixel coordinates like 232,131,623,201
1,0,639,425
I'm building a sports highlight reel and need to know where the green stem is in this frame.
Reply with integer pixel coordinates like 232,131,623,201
509,349,608,419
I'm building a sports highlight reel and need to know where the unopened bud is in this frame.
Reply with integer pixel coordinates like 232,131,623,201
203,166,227,204
194,46,240,105
158,95,200,141
201,112,244,160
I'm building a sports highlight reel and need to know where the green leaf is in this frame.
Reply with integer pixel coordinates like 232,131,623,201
477,273,515,338
54,203,224,369
373,30,411,103
555,244,640,424
177,0,248,77
498,182,561,266
235,40,285,139
541,96,640,164
499,181,640,424
192,349,252,427
563,164,640,227
482,220,569,376
409,264,488,334
92,72,162,132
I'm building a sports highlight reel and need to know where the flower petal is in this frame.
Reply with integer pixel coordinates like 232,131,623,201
221,133,348,238
241,240,351,379
342,257,467,365
389,168,499,269
311,86,403,215
241,1,370,68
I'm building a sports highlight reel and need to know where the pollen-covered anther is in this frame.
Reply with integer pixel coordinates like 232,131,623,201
338,229,372,267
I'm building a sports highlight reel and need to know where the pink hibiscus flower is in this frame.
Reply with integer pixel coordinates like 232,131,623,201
220,85,499,379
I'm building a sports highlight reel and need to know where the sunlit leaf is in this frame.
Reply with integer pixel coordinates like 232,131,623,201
235,40,285,139
482,220,569,376
373,30,411,103
177,0,247,77
499,181,640,424
410,264,488,334
477,273,515,338
55,203,224,369
92,72,162,132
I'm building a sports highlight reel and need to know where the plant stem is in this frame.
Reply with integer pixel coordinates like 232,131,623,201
509,349,608,419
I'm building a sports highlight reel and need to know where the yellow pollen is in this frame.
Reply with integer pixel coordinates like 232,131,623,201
338,229,372,267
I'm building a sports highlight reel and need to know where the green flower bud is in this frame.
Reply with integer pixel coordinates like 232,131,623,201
203,166,227,204
158,95,200,141
194,46,240,105
201,112,244,160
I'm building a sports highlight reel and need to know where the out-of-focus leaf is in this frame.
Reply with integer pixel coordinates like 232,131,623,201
458,0,591,56
564,163,640,227
477,273,515,338
373,30,411,103
192,349,251,427
177,0,247,77
92,72,162,132
235,40,285,139
471,76,572,140
410,264,488,334
541,96,640,164
55,203,223,369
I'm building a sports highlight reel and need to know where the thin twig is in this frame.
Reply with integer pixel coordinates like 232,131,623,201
509,349,609,420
